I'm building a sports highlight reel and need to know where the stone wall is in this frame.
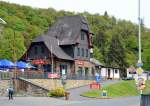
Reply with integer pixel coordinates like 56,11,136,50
0,80,9,96
13,78,94,97
14,79,49,97
24,79,94,90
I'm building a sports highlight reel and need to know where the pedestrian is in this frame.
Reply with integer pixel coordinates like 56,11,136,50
7,86,14,100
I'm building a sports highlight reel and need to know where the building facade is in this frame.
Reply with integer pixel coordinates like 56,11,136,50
21,15,95,78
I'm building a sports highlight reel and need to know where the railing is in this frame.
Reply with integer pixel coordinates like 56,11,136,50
0,72,13,80
67,75,95,80
0,71,96,80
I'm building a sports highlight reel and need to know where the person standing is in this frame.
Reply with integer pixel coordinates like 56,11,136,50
7,86,14,100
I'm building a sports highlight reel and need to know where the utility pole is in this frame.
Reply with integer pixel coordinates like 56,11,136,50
138,0,142,64
51,45,53,75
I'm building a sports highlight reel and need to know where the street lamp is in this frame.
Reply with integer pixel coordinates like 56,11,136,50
138,0,142,65
136,0,146,95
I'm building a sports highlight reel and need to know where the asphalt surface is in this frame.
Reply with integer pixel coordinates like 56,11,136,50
0,96,140,106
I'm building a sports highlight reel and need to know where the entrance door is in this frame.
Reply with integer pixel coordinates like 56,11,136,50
85,67,89,79
108,69,111,79
60,64,67,75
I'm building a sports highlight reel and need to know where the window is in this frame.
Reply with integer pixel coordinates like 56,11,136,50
34,46,38,54
115,70,118,74
77,48,80,56
82,48,84,57
86,49,88,57
41,46,45,53
78,67,83,77
81,31,86,40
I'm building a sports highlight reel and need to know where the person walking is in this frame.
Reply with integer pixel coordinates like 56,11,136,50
7,86,14,100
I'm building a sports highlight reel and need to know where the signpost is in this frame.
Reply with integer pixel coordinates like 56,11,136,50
95,73,101,83
48,73,60,78
90,82,101,89
101,90,107,98
136,62,143,67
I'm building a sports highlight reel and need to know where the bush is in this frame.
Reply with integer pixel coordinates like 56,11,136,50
49,87,65,97
47,92,52,97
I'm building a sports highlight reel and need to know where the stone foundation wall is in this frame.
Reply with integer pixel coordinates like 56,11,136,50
0,80,9,96
26,79,94,90
14,79,49,97
14,78,94,97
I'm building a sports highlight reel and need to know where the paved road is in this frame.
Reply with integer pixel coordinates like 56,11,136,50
62,96,140,106
0,96,140,106
0,97,80,106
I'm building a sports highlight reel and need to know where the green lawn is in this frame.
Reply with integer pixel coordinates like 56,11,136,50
82,80,142,98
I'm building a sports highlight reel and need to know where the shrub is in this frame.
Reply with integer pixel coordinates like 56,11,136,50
47,92,52,97
49,87,65,97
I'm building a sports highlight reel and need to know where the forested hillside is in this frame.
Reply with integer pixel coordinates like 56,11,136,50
0,1,150,72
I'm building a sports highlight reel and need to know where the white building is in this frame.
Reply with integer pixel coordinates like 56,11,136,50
101,67,120,79
126,66,136,78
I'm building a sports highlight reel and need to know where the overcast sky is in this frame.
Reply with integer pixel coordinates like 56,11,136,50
1,0,150,28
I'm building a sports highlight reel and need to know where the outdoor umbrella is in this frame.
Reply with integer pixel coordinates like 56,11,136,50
16,61,35,69
16,61,27,69
0,59,15,68
27,63,36,69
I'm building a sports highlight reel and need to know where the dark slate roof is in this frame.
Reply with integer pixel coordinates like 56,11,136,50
33,35,73,61
45,15,89,45
90,58,104,66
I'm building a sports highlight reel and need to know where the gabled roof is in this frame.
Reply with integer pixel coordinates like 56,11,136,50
45,15,90,45
90,58,104,66
33,35,73,61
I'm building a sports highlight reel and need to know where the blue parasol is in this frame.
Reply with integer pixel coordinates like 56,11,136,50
16,61,35,69
16,61,27,69
0,59,15,68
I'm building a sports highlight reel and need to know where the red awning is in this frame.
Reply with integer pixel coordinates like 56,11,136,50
32,59,48,65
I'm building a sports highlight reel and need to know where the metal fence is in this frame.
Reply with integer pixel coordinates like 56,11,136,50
0,72,13,80
140,94,150,106
0,71,96,80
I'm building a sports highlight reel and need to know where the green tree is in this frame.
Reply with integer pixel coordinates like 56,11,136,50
106,34,128,77
93,46,104,63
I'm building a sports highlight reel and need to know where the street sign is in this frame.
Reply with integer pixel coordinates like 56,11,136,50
101,90,107,97
90,83,101,89
48,73,60,78
137,67,143,75
95,73,101,83
95,76,101,83
136,62,143,67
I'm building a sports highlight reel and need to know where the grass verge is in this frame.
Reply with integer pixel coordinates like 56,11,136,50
81,80,141,98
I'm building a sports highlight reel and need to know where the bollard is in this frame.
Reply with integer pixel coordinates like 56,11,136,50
64,92,70,100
